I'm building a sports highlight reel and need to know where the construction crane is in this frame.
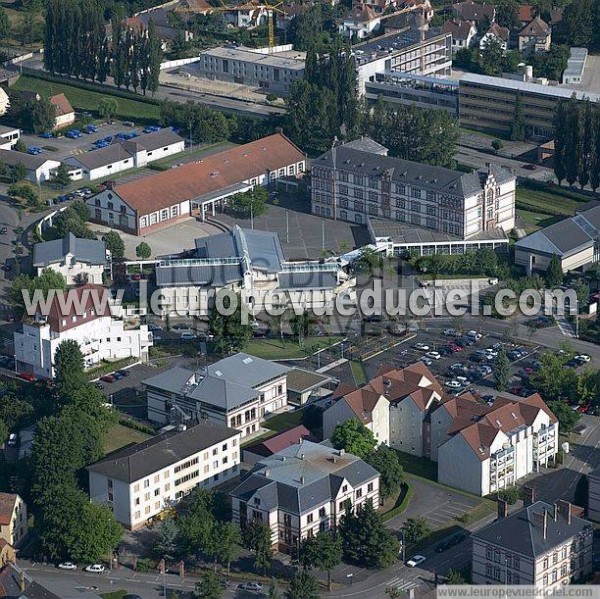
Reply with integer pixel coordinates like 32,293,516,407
264,0,286,51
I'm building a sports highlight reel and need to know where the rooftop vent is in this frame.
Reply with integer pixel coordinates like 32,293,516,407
243,357,253,364
214,370,223,377
300,475,305,484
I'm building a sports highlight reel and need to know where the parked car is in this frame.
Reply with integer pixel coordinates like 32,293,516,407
84,124,99,133
27,146,42,155
0,227,7,235
39,132,53,139
85,564,105,573
100,374,115,383
406,555,426,568
66,129,82,139
238,582,263,592
413,343,430,351
116,369,130,377
18,372,36,382
94,382,104,390
575,354,591,364
58,562,77,570
122,120,135,127
420,357,433,366
425,351,441,360
113,371,123,380
445,380,462,390
443,328,458,336
7,433,18,447
181,332,198,340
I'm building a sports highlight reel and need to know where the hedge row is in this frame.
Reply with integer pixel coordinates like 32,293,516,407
382,482,413,522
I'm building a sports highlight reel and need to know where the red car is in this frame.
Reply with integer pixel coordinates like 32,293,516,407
578,404,590,414
100,374,116,383
18,372,36,382
450,344,462,352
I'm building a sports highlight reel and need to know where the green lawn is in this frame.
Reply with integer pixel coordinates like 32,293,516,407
101,591,129,599
516,184,590,217
393,450,438,481
104,423,152,455
517,208,563,232
244,336,342,360
263,409,304,433
12,75,161,122
349,360,367,386
153,140,237,166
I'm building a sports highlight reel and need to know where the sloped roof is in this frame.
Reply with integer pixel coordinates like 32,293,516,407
87,421,238,483
518,5,534,22
0,148,58,171
442,19,475,40
109,133,305,217
437,393,557,460
485,21,509,41
49,93,74,117
244,425,317,458
32,232,106,267
0,494,18,526
349,4,379,22
519,14,550,37
231,440,379,513
473,501,592,557
453,0,495,22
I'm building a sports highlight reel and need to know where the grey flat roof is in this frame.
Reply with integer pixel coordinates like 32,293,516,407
370,218,508,245
207,352,289,388
197,46,305,70
87,421,238,483
155,262,243,287
32,232,106,267
68,143,134,170
278,271,338,290
460,73,600,102
473,501,592,558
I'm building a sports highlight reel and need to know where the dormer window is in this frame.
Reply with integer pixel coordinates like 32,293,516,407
254,497,260,506
71,316,76,322
61,319,66,326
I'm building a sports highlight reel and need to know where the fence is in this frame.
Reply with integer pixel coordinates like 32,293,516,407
160,57,202,71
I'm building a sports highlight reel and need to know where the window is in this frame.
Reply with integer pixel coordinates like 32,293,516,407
171,205,179,217
144,480,150,488
367,482,373,492
154,489,160,497
108,492,114,501
213,448,218,456
339,185,348,195
120,205,126,214
356,488,362,498
213,461,218,469
161,209,169,221
95,199,101,207
108,202,114,211
342,485,348,493
134,497,140,506
95,208,102,220
486,547,493,560
307,513,313,524
319,507,326,517
410,201,421,212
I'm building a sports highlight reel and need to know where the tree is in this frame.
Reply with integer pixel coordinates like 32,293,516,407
339,502,399,568
0,8,10,42
52,163,71,187
446,568,467,584
0,419,8,446
8,163,28,183
135,241,152,260
403,516,431,545
103,231,125,259
496,0,520,29
509,94,526,141
548,400,580,433
268,578,282,599
153,518,180,560
546,255,564,287
242,520,272,574
366,445,404,500
216,522,241,574
285,571,320,599
208,294,253,354
29,98,56,134
98,97,119,123
529,351,579,404
491,139,504,153
331,419,377,460
54,340,87,401
493,346,511,392
11,268,68,317
193,571,223,599
229,186,269,219
304,532,342,591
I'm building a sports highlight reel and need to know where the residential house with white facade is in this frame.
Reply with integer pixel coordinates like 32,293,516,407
144,353,289,437
441,20,477,52
230,440,380,553
0,494,27,548
518,15,551,55
0,89,9,117
87,422,241,530
14,284,152,379
587,466,600,522
85,133,306,235
311,137,516,256
434,392,558,496
66,130,185,181
154,226,356,317
0,125,20,149
340,5,382,39
32,233,108,285
49,93,75,130
479,22,510,51
472,500,593,587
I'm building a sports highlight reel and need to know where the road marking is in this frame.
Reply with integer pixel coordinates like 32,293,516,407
387,577,419,590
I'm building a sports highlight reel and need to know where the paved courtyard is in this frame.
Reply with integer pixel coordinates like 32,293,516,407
218,192,372,259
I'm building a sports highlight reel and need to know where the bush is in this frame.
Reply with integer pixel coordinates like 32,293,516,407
148,162,170,171
119,417,155,435
495,486,521,505
266,93,277,102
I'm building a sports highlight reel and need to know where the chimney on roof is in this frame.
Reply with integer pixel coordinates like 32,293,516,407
533,509,549,539
299,437,303,445
300,453,305,461
338,449,345,457
543,509,548,539
556,499,572,525
300,475,305,484
497,499,508,519
523,486,535,507
264,469,270,478
19,569,25,592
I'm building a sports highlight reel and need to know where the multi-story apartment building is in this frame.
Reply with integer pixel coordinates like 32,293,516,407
87,422,241,530
311,137,515,255
459,73,600,139
354,28,452,96
14,285,152,379
144,353,289,437
435,393,558,496
230,440,380,553
322,364,558,496
472,500,593,587
0,494,27,548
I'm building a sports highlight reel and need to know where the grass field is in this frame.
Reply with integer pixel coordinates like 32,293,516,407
263,409,304,433
12,75,161,122
516,183,592,232
244,336,341,360
349,360,367,386
104,423,151,455
394,450,438,481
